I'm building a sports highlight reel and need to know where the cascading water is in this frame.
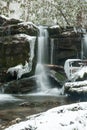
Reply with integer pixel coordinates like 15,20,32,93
35,26,64,95
50,38,54,64
35,26,50,92
1,26,64,97
82,33,87,59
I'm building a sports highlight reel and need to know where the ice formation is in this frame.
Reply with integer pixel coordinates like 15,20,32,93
7,34,36,79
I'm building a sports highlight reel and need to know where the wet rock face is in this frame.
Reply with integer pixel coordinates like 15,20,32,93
1,77,36,94
49,26,82,65
0,35,29,83
0,35,29,68
0,15,83,88
0,15,38,83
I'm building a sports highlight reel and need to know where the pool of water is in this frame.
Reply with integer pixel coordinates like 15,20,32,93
0,93,86,129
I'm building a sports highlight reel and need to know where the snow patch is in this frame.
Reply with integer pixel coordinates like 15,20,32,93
18,22,38,29
64,80,87,94
64,59,87,81
64,59,82,81
0,15,10,20
50,25,60,28
65,80,87,88
7,62,28,79
71,66,87,81
5,102,87,130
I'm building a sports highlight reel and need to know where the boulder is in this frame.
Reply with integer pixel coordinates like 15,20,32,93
0,22,38,36
0,68,66,94
47,70,65,88
0,15,38,36
64,80,87,97
0,76,36,94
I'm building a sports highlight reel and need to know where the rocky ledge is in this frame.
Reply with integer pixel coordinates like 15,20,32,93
0,15,38,84
64,80,87,97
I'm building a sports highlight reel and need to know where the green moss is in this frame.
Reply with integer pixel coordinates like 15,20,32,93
55,72,66,82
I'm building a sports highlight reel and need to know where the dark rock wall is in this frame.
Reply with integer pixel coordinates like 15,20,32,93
0,15,83,84
48,27,82,65
0,16,38,83
0,36,29,68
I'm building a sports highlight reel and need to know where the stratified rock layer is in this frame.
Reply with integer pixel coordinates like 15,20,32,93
0,15,84,94
64,80,87,97
0,15,38,83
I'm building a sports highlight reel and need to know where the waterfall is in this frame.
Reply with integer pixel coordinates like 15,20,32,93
27,35,36,72
36,27,49,63
35,26,64,95
82,33,87,59
50,38,54,64
35,26,50,92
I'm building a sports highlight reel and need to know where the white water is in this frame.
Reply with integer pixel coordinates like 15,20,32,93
35,26,63,95
36,27,49,63
82,33,87,59
0,94,20,103
50,38,54,64
35,26,50,92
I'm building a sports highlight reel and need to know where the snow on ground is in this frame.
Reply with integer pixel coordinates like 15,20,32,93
5,102,87,130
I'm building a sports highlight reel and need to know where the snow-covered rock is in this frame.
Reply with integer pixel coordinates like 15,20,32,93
7,34,36,79
71,66,87,81
5,102,87,130
50,25,60,28
64,80,87,96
